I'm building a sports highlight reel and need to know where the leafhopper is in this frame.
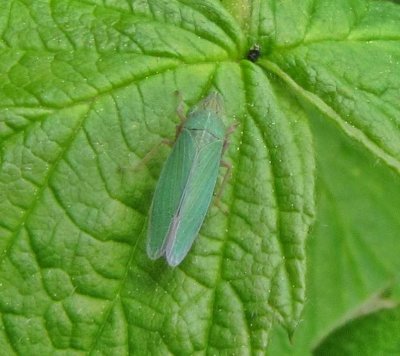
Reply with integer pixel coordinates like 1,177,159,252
147,92,232,266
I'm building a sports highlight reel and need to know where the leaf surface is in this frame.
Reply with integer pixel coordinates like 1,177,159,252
0,1,315,354
1,0,400,354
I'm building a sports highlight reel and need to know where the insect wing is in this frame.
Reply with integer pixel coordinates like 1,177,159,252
166,139,223,266
147,129,196,259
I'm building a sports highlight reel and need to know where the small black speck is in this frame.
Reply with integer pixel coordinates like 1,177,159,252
247,44,261,62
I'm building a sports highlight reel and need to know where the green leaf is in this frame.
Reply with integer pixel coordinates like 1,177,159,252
1,0,399,354
264,0,400,173
0,1,314,354
268,102,400,355
264,1,400,354
314,305,400,356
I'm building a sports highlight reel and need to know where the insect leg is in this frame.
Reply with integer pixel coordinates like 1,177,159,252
131,138,175,172
222,122,239,154
174,90,188,138
214,122,239,212
215,160,232,198
130,92,191,174
213,161,232,214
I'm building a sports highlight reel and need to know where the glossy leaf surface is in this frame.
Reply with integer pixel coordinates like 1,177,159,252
0,0,399,354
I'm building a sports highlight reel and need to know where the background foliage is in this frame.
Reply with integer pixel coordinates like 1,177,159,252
0,0,399,354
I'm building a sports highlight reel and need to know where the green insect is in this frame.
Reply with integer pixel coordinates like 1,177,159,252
147,92,233,266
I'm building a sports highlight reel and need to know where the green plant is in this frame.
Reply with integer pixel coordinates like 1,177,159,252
0,1,399,354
